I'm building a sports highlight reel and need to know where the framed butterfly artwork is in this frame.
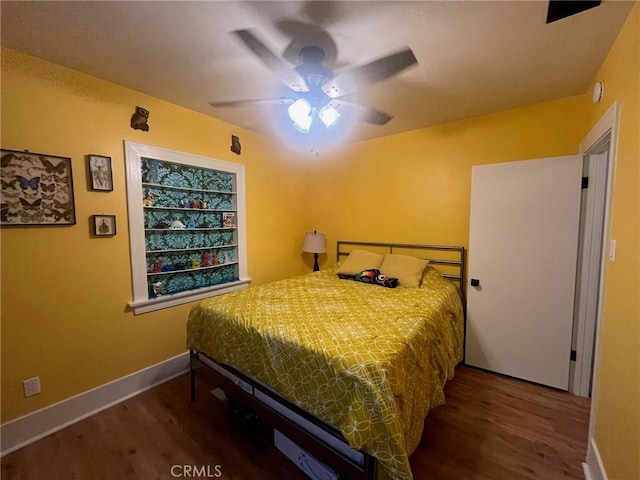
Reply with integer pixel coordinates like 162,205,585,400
1,149,76,226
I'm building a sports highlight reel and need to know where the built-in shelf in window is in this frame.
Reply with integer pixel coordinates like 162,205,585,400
124,142,249,314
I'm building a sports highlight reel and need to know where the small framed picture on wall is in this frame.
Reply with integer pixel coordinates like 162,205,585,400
92,214,116,236
87,154,113,191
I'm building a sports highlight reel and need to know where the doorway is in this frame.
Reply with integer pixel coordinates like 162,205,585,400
576,102,619,478
464,103,618,398
571,102,619,400
570,143,610,397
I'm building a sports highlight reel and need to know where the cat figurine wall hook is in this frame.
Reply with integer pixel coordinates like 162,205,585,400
130,106,150,132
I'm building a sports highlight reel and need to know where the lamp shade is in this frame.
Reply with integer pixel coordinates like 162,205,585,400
302,231,326,254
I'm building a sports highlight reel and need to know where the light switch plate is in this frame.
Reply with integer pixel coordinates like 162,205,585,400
609,239,616,262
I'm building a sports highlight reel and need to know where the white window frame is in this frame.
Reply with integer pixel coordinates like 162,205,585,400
124,141,250,314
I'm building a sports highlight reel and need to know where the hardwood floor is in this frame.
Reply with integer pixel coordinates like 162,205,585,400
414,367,590,479
1,366,590,480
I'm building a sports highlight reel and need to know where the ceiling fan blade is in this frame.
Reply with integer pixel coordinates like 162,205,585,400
209,98,294,108
322,48,418,99
233,29,309,92
329,100,393,126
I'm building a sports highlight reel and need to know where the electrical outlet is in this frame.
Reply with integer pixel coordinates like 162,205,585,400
23,377,41,397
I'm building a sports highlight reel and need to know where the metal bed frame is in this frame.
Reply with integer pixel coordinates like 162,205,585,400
190,241,466,480
336,241,466,299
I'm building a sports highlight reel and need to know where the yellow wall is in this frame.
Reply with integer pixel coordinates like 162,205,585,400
305,96,588,264
584,3,640,478
0,48,311,422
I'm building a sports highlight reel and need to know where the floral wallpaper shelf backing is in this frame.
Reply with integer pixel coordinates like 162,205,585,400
124,142,249,314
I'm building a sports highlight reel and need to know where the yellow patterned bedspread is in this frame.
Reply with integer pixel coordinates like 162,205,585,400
187,265,464,480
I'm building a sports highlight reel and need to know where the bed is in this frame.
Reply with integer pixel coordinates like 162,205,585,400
187,241,465,480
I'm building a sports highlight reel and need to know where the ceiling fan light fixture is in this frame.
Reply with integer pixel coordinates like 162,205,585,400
212,28,419,140
319,104,340,128
288,98,313,132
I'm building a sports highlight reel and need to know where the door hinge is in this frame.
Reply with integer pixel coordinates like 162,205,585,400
581,177,589,189
570,349,577,361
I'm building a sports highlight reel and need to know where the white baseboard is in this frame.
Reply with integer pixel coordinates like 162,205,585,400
0,351,190,457
583,438,608,480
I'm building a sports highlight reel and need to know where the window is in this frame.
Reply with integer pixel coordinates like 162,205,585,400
124,142,249,314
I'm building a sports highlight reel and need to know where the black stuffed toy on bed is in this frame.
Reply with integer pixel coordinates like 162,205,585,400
338,269,398,288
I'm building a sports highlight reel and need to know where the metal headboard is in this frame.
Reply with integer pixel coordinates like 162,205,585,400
336,241,466,298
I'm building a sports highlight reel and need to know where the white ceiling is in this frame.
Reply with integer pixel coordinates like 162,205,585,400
0,1,634,143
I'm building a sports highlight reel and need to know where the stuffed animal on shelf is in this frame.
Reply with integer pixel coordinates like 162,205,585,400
150,259,163,273
143,161,159,183
191,259,201,269
151,281,163,297
170,220,186,229
202,252,211,267
143,193,155,207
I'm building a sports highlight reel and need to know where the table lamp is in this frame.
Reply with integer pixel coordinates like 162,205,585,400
302,231,326,271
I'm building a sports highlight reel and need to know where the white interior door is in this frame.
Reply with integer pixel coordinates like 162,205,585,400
465,155,582,390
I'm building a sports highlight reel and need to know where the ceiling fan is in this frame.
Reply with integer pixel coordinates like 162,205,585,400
209,29,418,135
